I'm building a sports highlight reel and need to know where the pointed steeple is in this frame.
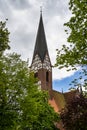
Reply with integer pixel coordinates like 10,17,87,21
33,12,48,62
30,12,52,97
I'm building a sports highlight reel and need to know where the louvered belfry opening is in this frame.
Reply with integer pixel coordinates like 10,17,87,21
46,71,49,82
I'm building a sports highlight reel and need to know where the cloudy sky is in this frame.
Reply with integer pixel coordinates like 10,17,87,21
0,0,80,92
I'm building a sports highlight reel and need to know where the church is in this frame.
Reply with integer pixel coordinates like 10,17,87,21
30,12,78,113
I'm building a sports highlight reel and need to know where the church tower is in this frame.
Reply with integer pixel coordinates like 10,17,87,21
30,12,52,96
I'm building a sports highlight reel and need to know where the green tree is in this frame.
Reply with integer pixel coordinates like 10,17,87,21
20,90,59,130
0,20,10,56
0,53,29,130
60,94,87,130
56,0,87,91
0,53,59,130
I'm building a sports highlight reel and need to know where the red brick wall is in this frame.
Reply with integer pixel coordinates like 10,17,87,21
38,68,52,97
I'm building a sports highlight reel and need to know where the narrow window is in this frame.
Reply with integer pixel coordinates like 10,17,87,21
46,71,49,82
34,72,38,78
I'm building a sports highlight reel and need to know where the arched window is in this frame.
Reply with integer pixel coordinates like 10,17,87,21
34,72,38,78
46,71,49,82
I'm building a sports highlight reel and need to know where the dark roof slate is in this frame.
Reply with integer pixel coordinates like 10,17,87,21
33,13,48,62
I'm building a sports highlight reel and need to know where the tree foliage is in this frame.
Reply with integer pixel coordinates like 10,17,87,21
0,53,30,130
20,90,59,130
0,20,10,56
0,53,59,130
60,94,87,130
56,0,87,90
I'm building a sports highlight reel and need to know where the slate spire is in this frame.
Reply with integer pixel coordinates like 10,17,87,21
33,12,48,62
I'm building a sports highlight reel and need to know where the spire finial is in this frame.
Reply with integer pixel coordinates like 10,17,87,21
40,6,42,14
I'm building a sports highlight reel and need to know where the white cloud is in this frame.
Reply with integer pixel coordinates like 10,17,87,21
53,67,81,80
